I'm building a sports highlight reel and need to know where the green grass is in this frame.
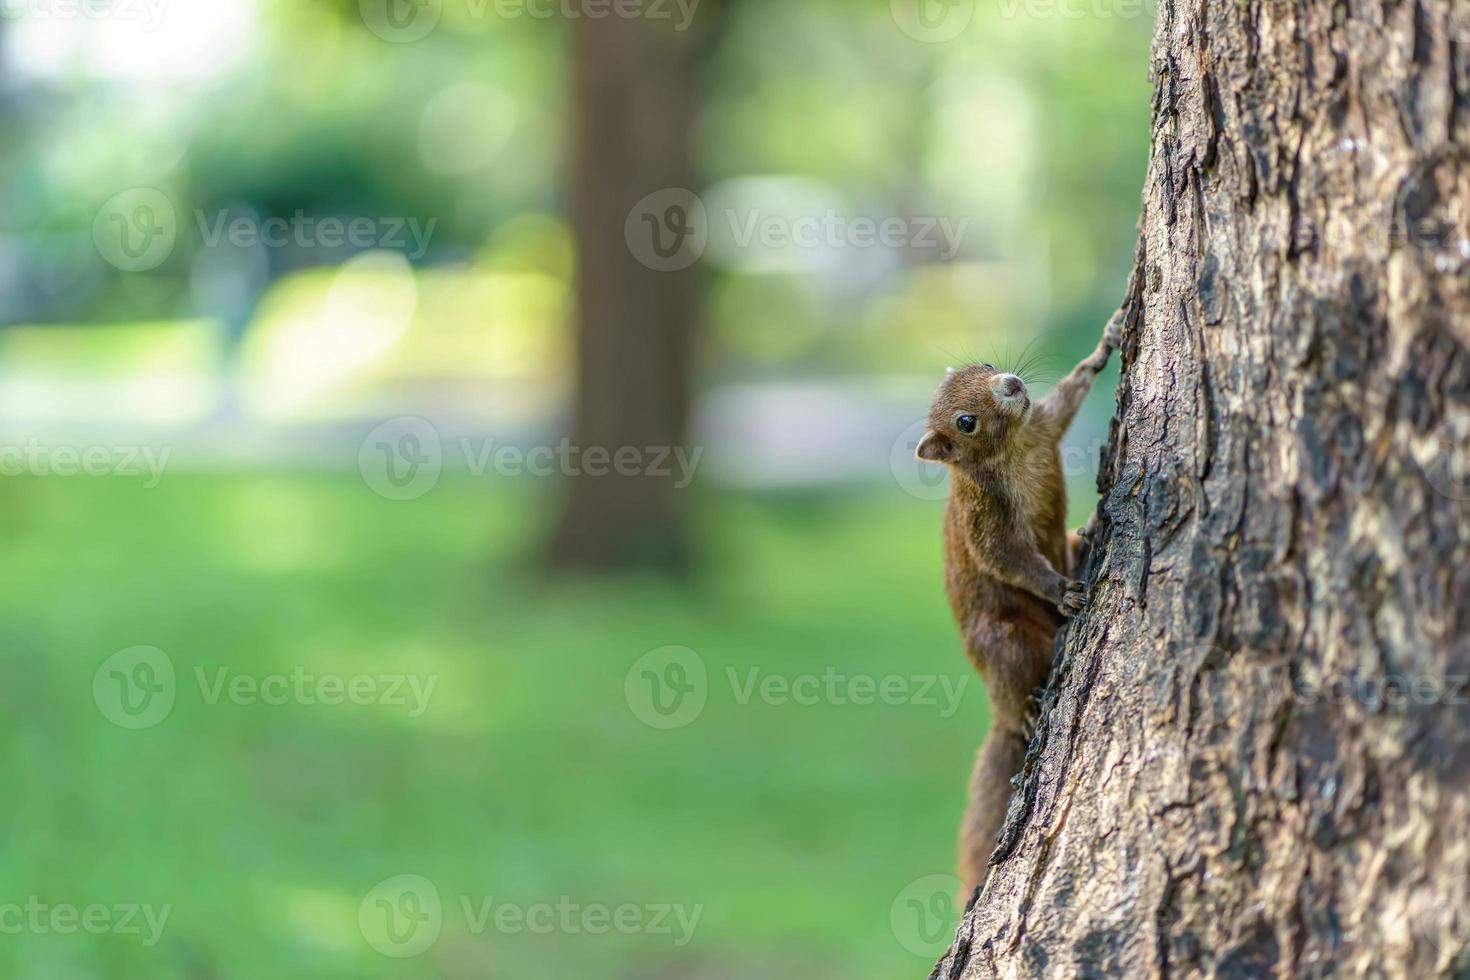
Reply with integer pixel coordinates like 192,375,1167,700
0,472,1097,979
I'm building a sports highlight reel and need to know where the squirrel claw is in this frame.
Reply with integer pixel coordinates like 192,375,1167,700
1059,581,1088,617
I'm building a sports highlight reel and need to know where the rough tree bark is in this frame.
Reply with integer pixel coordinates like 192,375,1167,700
933,0,1470,976
547,10,721,573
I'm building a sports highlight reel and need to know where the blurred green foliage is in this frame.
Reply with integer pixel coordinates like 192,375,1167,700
0,474,1086,978
0,1,1153,976
3,0,1150,387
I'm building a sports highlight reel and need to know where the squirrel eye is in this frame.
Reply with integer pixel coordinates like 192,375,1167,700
955,414,977,434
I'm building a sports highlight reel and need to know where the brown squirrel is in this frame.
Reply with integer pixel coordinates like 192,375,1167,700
916,319,1122,892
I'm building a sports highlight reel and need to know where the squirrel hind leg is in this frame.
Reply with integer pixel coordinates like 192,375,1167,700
1070,508,1110,575
1066,529,1085,577
957,726,1030,893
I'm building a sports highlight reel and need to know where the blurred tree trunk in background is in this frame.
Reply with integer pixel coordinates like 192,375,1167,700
547,9,724,573
933,0,1470,976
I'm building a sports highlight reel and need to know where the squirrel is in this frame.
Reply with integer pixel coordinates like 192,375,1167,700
916,318,1122,892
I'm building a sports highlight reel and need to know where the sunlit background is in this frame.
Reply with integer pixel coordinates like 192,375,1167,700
0,0,1151,976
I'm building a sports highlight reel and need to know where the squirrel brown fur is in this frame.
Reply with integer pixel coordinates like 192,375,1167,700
916,318,1122,892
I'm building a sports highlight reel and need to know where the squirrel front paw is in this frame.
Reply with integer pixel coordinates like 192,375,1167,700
1058,580,1088,617
1084,315,1125,371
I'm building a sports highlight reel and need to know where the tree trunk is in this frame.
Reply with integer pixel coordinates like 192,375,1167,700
546,12,710,573
933,0,1470,976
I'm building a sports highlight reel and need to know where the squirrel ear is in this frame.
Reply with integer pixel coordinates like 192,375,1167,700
946,366,957,375
915,430,953,462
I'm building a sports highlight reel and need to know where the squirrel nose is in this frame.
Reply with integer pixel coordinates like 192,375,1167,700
999,375,1024,397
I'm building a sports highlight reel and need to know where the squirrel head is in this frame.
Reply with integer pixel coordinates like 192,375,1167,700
916,363,1031,467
